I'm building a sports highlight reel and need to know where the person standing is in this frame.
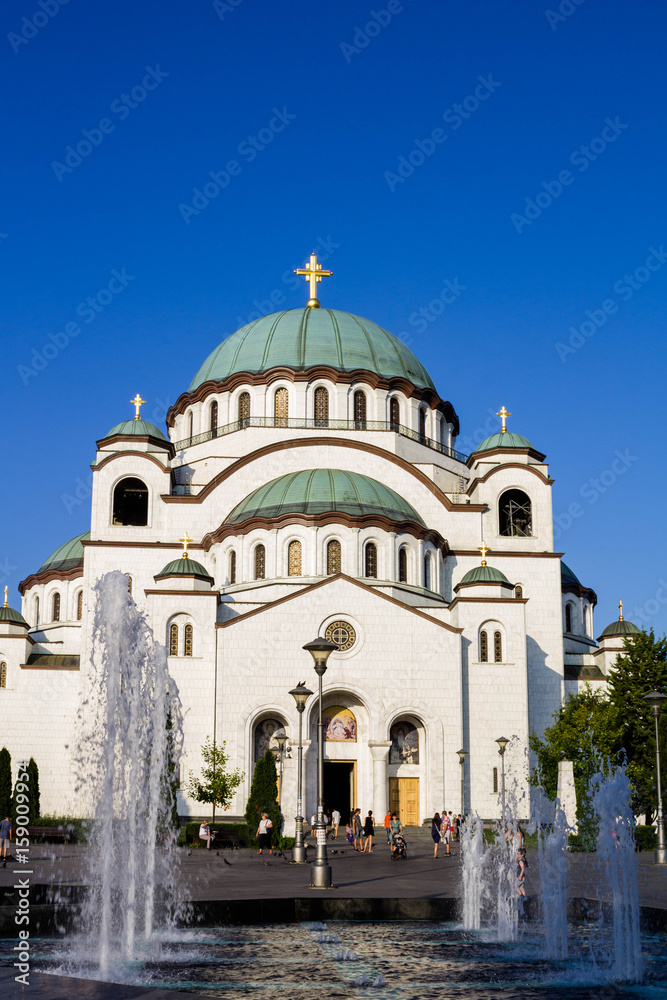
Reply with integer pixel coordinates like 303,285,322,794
256,812,273,855
363,811,374,853
199,821,213,850
332,807,341,840
0,815,12,867
389,812,402,853
516,847,528,896
384,809,392,849
431,812,441,859
440,811,451,855
353,808,363,851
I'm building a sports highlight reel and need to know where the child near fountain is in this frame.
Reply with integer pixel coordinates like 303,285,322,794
516,847,528,896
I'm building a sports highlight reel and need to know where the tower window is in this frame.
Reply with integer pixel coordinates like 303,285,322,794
0,662,6,688
326,539,341,575
354,390,367,429
565,602,573,633
77,591,83,620
480,630,488,662
398,546,407,583
365,542,377,579
34,597,39,625
288,540,302,576
274,387,288,427
583,605,589,635
239,392,251,427
169,623,179,656
389,397,400,431
113,477,149,526
494,630,502,662
52,593,60,622
314,386,329,427
255,544,266,580
188,411,194,439
423,553,432,590
419,408,427,441
493,767,498,793
210,400,218,439
127,575,132,595
184,624,193,657
499,489,532,537
229,550,236,584
515,584,523,599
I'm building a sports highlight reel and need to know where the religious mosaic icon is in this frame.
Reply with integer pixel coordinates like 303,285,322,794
254,718,284,760
323,706,357,741
324,620,356,651
389,721,419,764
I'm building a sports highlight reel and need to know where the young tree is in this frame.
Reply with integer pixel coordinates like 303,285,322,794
0,749,11,819
26,758,40,824
187,738,243,822
605,630,667,821
244,749,282,841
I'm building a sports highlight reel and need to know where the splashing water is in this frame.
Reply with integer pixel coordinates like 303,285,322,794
69,572,183,981
461,813,486,930
536,799,569,960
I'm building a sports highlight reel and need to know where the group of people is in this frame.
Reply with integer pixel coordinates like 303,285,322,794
430,810,463,857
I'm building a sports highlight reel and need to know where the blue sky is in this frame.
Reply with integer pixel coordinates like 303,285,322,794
2,0,666,634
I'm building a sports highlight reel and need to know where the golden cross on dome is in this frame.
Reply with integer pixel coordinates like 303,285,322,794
477,541,490,566
496,406,511,434
130,394,146,420
180,532,192,559
294,252,333,309
618,599,623,621
3,586,7,608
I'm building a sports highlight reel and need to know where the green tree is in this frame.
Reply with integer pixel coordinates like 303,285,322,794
0,749,11,819
26,758,40,824
244,749,282,841
187,738,244,822
605,630,667,821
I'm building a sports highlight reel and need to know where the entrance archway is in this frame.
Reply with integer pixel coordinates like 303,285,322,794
387,715,424,827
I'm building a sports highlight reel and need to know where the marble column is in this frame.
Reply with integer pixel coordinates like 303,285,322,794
368,741,392,815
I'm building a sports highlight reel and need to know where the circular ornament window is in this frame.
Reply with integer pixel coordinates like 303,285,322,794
325,620,356,651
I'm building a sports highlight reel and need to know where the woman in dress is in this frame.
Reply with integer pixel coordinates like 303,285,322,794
431,812,441,858
363,811,374,853
256,812,273,855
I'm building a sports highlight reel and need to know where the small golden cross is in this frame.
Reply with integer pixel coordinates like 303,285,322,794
180,532,192,558
618,599,623,621
294,252,333,308
496,406,511,433
3,586,7,608
477,541,490,566
130,394,146,420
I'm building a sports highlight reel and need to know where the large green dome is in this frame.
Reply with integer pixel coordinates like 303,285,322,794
37,532,89,575
190,309,436,391
225,469,425,526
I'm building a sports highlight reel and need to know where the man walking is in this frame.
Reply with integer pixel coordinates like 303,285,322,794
0,815,13,867
384,809,392,849
353,808,363,851
331,807,341,839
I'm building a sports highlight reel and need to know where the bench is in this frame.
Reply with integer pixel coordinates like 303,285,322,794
25,825,73,843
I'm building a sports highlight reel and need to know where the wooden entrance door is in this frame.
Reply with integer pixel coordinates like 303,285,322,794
388,777,419,826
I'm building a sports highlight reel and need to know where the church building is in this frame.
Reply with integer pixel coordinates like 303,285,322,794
1,254,637,824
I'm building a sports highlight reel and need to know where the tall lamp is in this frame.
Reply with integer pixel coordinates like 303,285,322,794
289,681,313,863
272,733,288,806
496,737,509,819
303,636,338,888
644,691,666,865
457,748,468,816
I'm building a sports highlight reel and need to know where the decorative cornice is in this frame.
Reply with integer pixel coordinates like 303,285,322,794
448,596,528,607
83,539,204,550
453,580,515,593
95,433,174,458
466,463,552,490
159,437,487,514
202,512,448,553
166,366,460,434
18,566,83,596
92,451,172,474
144,589,220,596
450,550,564,559
468,446,546,467
562,582,598,606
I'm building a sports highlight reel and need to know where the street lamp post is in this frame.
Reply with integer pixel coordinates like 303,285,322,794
644,690,667,865
457,749,468,816
496,737,509,820
303,636,338,888
272,733,288,806
289,681,313,864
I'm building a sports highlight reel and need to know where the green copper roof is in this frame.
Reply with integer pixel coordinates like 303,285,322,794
102,419,168,441
474,431,535,453
37,532,89,575
190,308,436,391
0,605,28,627
599,619,641,640
226,469,425,526
561,562,581,586
155,556,213,582
459,564,511,586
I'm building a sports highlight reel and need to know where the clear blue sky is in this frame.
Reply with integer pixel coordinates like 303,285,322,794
3,0,666,635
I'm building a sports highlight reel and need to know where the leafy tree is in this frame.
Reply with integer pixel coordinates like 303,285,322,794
187,738,244,822
26,758,40,824
0,748,11,819
244,749,282,841
605,630,667,822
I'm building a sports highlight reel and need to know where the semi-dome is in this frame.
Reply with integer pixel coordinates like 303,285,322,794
598,618,641,640
155,556,213,583
225,469,425,526
190,308,436,391
474,431,535,453
101,419,168,442
561,562,582,586
0,604,28,627
458,565,511,586
37,532,89,575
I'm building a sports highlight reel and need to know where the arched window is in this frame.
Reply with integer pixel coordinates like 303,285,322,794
169,623,179,656
238,391,251,428
493,767,498,793
229,550,236,584
583,605,589,635
52,593,60,622
515,584,523,599
188,411,193,440
76,591,83,620
389,397,400,431
354,390,367,429
314,386,329,427
365,542,377,578
423,553,432,590
274,387,288,427
210,400,218,439
565,602,573,633
398,546,408,583
254,544,266,580
127,575,132,595
184,624,193,657
419,408,427,442
326,539,341,575
480,630,488,662
113,477,149,526
493,631,502,662
0,662,6,688
288,540,302,576
499,489,532,537
33,596,39,625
